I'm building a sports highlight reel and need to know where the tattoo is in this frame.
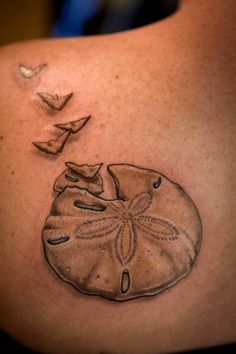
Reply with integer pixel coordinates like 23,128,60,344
48,236,70,245
55,116,91,133
24,64,201,300
42,164,202,301
153,176,162,189
33,131,70,155
54,162,103,195
19,63,46,79
37,92,73,111
33,116,90,155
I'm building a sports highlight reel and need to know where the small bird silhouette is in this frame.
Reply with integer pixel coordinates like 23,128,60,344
37,92,73,110
65,161,103,178
55,116,91,134
33,131,71,155
19,63,46,79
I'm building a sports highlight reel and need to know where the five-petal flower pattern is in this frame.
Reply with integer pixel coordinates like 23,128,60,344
76,192,179,266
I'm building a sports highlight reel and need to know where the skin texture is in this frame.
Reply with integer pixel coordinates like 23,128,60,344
0,0,235,353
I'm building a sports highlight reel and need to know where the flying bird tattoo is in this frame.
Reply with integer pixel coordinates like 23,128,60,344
55,116,91,134
33,131,71,155
65,161,102,178
37,92,73,111
19,63,46,79
33,115,91,155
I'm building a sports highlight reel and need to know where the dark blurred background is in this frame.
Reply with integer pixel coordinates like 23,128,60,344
0,0,178,46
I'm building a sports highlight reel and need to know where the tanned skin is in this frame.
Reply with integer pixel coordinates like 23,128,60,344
0,1,235,353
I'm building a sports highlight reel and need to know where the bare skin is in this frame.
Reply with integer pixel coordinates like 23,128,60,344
0,1,235,353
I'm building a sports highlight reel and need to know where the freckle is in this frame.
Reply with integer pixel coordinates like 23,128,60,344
100,123,105,128
0,136,3,140
11,231,14,236
115,75,119,79
11,171,15,175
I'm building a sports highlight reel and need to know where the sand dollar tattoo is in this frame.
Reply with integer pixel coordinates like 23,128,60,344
42,164,202,301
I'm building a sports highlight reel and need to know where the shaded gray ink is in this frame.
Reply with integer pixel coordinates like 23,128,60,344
65,162,102,178
55,116,91,134
19,63,46,79
121,269,131,293
37,92,73,111
153,177,162,189
74,200,107,212
65,174,79,183
54,162,103,195
42,163,202,301
33,131,71,155
32,116,91,155
47,236,70,245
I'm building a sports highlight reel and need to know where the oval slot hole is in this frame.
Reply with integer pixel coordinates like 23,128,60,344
47,235,70,245
65,174,79,183
153,177,162,189
74,200,107,212
121,269,130,294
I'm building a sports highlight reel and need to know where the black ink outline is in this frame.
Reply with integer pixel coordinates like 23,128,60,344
42,163,202,302
33,131,71,155
65,174,79,183
37,92,73,111
65,161,102,179
153,177,162,189
74,200,107,212
48,236,70,245
53,162,104,195
55,116,91,134
32,116,91,156
121,269,131,294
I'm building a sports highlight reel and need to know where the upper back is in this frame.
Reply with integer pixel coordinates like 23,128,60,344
0,1,236,353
